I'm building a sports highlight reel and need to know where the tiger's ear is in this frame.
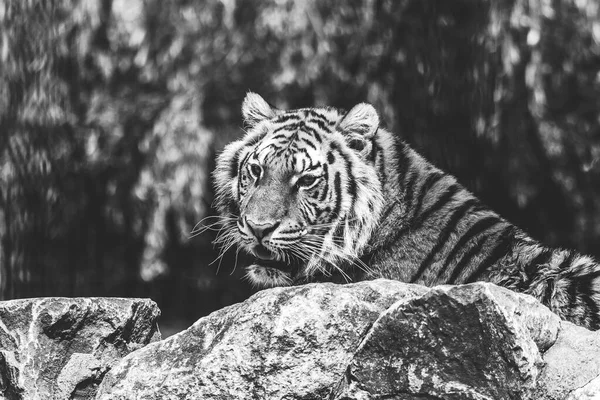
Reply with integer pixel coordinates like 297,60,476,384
242,92,277,130
337,103,379,157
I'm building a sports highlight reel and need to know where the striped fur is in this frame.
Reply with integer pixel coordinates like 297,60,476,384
213,92,600,330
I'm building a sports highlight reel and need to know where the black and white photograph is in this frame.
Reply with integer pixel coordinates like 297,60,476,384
1,0,600,398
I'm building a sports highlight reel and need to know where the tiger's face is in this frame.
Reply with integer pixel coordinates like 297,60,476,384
213,93,384,287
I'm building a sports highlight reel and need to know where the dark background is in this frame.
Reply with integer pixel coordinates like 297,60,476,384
1,0,599,336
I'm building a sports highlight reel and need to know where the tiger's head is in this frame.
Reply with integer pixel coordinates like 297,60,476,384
213,93,384,287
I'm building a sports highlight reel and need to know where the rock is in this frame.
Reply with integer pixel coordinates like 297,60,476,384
96,280,577,400
0,297,161,400
536,321,600,400
96,280,428,399
333,283,559,400
465,283,561,351
567,375,600,400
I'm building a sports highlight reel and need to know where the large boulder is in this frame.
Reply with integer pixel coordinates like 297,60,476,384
332,284,556,399
0,297,160,400
96,280,600,399
97,280,428,399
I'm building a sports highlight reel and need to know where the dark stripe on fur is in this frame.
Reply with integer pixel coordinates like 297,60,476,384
540,251,576,311
327,151,335,164
448,235,488,283
395,140,411,191
310,118,331,132
434,215,502,283
410,198,482,283
559,251,576,272
567,273,579,313
302,137,318,150
374,135,387,193
410,184,461,229
557,251,576,306
337,149,357,211
367,132,378,164
410,170,445,220
305,109,332,123
270,133,290,142
311,129,324,142
538,252,578,309
526,249,553,280
273,122,302,134
579,275,600,329
298,202,312,222
274,114,301,123
465,225,516,283
226,198,240,216
402,172,418,217
306,161,322,171
304,126,319,137
239,151,253,176
375,139,406,224
237,151,253,196
385,185,461,248
319,164,330,202
229,148,242,179
543,279,555,305
329,172,342,224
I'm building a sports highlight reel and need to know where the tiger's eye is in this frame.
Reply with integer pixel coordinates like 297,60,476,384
249,164,262,178
297,175,318,188
348,138,365,152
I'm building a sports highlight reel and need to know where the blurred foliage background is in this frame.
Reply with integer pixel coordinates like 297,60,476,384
1,0,599,336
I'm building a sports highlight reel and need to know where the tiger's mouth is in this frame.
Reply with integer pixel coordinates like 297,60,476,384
252,244,276,261
252,257,290,272
250,245,292,272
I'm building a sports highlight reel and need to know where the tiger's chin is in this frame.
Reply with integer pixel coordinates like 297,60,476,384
245,262,294,288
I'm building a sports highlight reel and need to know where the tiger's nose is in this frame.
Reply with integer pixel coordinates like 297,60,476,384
246,218,280,242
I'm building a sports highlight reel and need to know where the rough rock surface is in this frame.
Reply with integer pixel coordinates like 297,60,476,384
97,280,428,399
332,284,556,399
95,279,600,400
567,375,600,400
0,297,161,400
537,321,600,400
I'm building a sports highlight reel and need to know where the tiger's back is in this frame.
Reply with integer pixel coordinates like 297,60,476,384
214,92,600,330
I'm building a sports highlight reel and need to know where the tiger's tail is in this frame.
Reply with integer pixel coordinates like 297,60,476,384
495,237,600,330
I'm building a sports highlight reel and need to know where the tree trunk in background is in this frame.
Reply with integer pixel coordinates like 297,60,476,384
360,0,598,254
1,0,598,329
0,1,77,299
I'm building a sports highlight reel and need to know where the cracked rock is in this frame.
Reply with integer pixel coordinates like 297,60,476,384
0,297,160,400
332,283,558,400
537,321,600,400
96,280,428,399
95,280,600,400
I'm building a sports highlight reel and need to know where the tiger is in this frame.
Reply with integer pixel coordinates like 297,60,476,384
212,92,600,330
